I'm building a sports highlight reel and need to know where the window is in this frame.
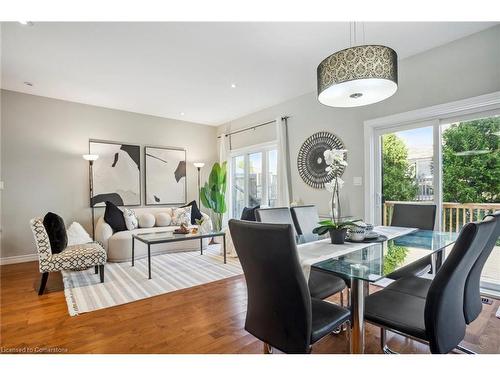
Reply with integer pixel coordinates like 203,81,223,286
231,144,278,219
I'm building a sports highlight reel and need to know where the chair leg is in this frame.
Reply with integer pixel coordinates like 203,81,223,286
95,265,98,274
380,328,398,354
99,265,104,283
340,290,344,307
456,345,477,354
263,342,273,354
38,272,49,295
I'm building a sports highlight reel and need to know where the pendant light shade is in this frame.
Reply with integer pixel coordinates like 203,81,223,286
317,45,398,107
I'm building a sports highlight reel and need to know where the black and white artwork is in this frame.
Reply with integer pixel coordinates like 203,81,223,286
145,146,186,205
89,140,141,207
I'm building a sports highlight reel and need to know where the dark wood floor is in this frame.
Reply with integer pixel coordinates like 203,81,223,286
1,261,499,354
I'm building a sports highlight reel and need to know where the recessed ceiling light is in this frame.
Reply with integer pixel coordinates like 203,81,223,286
180,112,185,116
231,83,237,88
24,81,33,87
19,21,34,26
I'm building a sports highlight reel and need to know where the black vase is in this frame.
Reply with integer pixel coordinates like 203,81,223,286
329,228,347,244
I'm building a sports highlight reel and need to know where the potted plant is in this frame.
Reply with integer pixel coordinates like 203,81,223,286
312,148,360,244
200,162,227,232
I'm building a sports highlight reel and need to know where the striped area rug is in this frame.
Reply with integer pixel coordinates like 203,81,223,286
61,245,242,316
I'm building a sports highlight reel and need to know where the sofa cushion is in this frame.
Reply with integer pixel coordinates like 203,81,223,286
155,212,172,227
171,207,191,226
43,212,68,254
181,200,203,224
123,208,139,230
138,213,155,228
104,201,127,232
66,222,92,246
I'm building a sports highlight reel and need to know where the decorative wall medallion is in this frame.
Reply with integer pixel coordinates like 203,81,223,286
297,131,346,189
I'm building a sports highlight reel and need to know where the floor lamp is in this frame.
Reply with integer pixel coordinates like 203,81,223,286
83,154,99,240
193,162,205,208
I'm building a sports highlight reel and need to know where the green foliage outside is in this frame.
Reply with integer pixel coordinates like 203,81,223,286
382,117,499,205
200,162,227,231
442,118,499,203
383,241,409,275
382,134,418,201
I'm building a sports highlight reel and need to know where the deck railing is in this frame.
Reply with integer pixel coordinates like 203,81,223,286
383,201,500,231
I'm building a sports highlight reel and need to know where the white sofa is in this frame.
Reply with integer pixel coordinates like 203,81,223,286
95,207,212,263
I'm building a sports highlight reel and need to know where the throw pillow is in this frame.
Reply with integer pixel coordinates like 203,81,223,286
123,208,139,230
181,200,203,224
66,222,93,246
155,212,172,227
241,205,260,221
104,201,127,232
43,212,68,254
138,213,155,228
171,207,191,226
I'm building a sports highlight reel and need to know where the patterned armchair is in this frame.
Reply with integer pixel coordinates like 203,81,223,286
30,217,107,295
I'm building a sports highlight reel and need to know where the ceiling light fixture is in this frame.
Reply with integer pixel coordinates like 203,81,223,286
231,83,237,88
317,22,398,108
19,21,34,26
180,112,185,116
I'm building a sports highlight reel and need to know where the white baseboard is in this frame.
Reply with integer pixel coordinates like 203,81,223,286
0,253,38,265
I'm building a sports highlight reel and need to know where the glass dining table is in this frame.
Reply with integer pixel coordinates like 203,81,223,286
308,228,458,354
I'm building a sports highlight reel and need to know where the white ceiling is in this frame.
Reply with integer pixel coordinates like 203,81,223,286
1,22,497,125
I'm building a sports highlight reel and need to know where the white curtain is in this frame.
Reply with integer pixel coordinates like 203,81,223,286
218,133,237,257
276,117,291,207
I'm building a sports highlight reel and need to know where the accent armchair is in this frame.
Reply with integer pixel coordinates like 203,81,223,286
30,217,107,295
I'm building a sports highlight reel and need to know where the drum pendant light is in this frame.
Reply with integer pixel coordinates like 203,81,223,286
317,23,398,107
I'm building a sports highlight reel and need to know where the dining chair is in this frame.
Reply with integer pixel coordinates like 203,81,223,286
364,217,497,354
290,205,321,243
463,211,500,324
255,207,347,302
386,203,437,280
228,219,350,353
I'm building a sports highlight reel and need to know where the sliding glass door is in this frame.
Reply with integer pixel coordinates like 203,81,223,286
230,144,278,219
374,113,499,294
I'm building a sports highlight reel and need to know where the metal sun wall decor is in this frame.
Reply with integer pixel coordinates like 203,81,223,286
297,131,347,189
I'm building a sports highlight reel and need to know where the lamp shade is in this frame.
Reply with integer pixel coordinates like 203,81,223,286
193,162,205,168
317,45,398,107
82,154,99,161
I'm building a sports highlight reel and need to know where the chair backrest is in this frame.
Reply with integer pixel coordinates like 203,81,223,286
255,207,298,237
463,211,500,324
290,205,320,243
391,203,436,230
424,219,496,353
30,218,52,271
228,219,312,353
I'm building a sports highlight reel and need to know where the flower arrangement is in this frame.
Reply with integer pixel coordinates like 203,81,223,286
312,148,360,244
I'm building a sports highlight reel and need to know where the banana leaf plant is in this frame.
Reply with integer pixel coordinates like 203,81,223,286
200,162,227,231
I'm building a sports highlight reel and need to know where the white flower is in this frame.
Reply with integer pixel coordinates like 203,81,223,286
336,177,345,189
323,149,334,166
325,181,335,193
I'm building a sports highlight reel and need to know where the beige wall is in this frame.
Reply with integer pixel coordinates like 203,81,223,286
218,25,500,218
1,90,218,259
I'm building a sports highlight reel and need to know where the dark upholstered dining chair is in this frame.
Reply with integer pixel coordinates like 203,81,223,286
255,207,347,301
290,205,321,243
463,211,500,324
364,217,498,354
228,219,350,353
386,203,437,280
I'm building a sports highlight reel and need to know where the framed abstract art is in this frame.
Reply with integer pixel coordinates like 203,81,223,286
89,140,141,207
144,146,186,205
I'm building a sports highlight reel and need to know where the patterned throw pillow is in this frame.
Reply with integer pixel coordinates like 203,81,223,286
123,208,138,230
171,207,191,226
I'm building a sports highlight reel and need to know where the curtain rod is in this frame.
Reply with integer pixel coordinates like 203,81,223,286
217,116,289,139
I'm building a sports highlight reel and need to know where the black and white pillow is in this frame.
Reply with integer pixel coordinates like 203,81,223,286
104,201,127,232
123,208,139,230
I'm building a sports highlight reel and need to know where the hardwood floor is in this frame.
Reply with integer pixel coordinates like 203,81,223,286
1,261,499,354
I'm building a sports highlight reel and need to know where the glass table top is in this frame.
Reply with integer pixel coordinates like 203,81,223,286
311,230,459,282
133,230,225,243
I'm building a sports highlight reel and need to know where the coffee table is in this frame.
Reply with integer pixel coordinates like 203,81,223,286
132,230,226,279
